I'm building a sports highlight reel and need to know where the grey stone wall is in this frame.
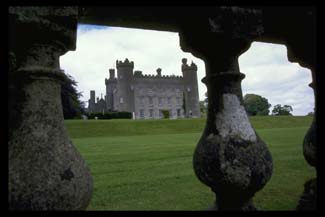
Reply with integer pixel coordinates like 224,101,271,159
105,76,117,111
182,58,201,118
133,76,185,119
116,59,135,113
90,58,201,119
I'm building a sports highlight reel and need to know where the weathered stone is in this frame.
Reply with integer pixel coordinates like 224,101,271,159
9,7,92,210
179,24,273,209
193,66,272,210
303,118,316,167
297,178,317,210
297,73,317,211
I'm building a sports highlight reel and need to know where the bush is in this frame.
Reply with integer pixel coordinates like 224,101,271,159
87,111,132,120
161,110,170,119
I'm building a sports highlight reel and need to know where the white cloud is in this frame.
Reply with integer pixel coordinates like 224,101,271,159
60,25,314,116
239,42,314,115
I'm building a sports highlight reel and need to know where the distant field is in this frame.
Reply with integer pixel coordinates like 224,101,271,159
64,116,315,210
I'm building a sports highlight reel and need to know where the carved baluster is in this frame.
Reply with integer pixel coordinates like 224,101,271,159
9,7,93,210
297,70,316,210
193,53,273,210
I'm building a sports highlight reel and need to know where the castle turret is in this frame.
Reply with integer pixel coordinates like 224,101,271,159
88,90,96,113
116,58,135,112
181,58,200,118
109,69,115,79
106,68,117,111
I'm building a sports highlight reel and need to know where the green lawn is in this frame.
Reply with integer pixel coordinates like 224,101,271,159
64,116,315,210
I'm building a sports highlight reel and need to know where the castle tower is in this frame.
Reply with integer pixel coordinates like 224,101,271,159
88,90,96,113
116,58,135,112
181,58,200,118
105,69,116,111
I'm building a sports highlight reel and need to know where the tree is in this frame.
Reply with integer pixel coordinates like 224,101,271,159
243,94,271,116
272,104,293,116
61,73,85,119
199,101,207,115
307,111,314,116
161,110,170,119
182,91,187,116
204,92,208,107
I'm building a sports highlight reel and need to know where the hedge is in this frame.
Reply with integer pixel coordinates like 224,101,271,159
86,111,132,119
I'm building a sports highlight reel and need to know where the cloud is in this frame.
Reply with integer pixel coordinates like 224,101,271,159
60,24,206,106
60,26,314,116
239,42,314,115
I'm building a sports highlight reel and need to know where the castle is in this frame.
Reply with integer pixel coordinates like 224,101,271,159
88,58,200,119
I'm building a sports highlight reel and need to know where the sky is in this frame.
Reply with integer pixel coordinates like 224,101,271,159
60,24,314,116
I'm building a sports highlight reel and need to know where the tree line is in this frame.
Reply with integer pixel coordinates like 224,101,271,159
199,93,305,116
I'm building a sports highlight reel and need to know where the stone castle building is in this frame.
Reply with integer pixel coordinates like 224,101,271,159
88,58,200,119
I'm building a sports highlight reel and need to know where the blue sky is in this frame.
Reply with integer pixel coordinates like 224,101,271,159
60,24,314,115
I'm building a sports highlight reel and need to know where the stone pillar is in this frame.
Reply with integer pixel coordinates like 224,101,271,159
9,7,93,210
285,29,316,210
196,53,273,210
179,7,272,209
297,70,317,210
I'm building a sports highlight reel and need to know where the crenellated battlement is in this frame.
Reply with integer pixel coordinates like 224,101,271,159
133,72,183,79
116,58,134,69
133,67,183,79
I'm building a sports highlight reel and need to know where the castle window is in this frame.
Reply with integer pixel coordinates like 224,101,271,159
177,97,181,104
149,109,154,117
149,97,153,104
140,109,144,118
120,97,124,103
167,97,171,104
159,97,163,105
177,109,181,117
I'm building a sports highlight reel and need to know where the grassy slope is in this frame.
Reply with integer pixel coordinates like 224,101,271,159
65,116,313,138
64,116,315,210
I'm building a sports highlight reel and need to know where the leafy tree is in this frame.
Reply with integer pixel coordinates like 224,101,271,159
307,111,314,116
272,104,293,116
199,101,207,115
61,73,85,119
243,94,271,116
161,110,170,119
204,92,208,107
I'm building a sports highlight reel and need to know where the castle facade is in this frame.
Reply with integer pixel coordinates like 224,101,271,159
88,58,200,119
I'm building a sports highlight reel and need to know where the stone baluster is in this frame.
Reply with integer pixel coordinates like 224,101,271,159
179,15,273,207
195,50,272,210
9,7,93,210
297,70,316,210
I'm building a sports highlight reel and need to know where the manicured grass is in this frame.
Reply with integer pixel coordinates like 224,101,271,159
64,116,315,210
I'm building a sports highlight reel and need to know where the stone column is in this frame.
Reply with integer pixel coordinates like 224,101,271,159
9,7,93,210
179,8,272,209
297,70,317,210
195,52,273,210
